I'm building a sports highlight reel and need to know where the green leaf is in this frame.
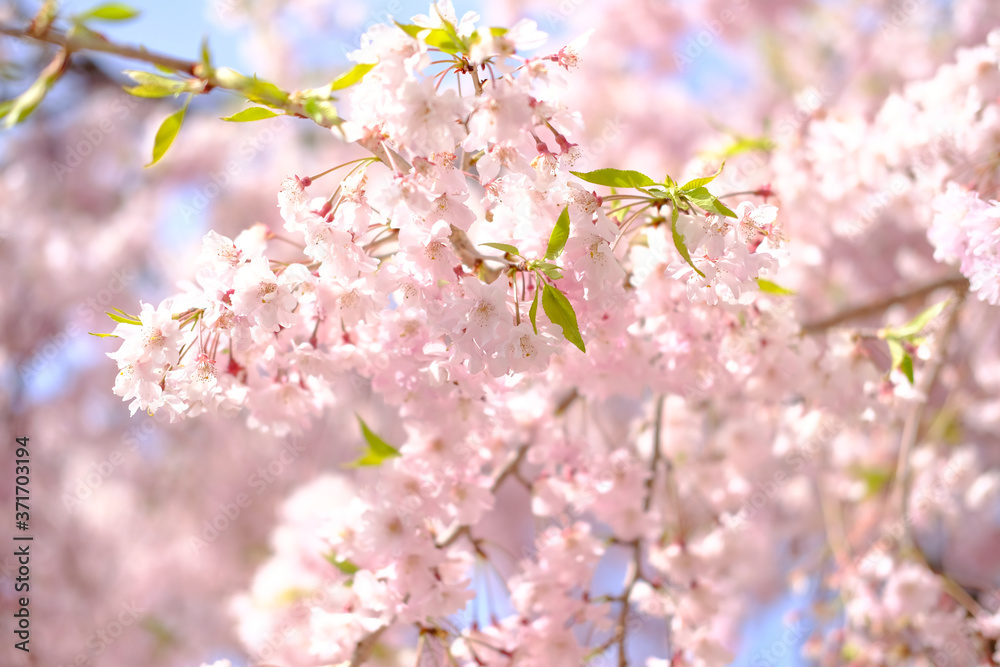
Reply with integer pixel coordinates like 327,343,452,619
423,28,464,53
756,279,796,295
106,311,141,325
529,261,563,280
890,299,948,339
213,68,288,106
324,552,360,575
900,353,914,384
886,338,914,384
3,53,66,128
88,332,120,338
545,206,570,260
244,76,289,106
851,466,893,499
0,99,14,121
123,70,190,98
715,135,776,158
528,287,540,335
395,23,463,53
685,187,736,217
200,37,212,70
432,4,468,53
344,415,401,468
541,284,585,353
221,106,280,122
395,23,425,37
146,103,187,167
480,242,521,256
680,161,725,191
330,63,376,91
570,168,656,189
670,205,705,278
77,2,140,21
302,97,340,127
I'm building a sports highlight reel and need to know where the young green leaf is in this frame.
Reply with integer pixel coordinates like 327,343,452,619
330,63,376,91
670,206,705,278
200,37,212,71
88,332,120,338
570,168,657,189
757,279,796,295
77,2,140,21
343,415,401,468
146,102,188,167
221,106,281,122
716,135,776,158
395,23,463,53
885,338,915,384
106,311,141,325
900,353,915,384
680,161,725,191
545,206,570,259
302,97,340,127
528,287,540,335
3,52,67,129
123,70,190,98
433,4,468,52
542,285,585,353
530,261,563,280
480,242,521,256
889,299,949,339
324,552,360,575
685,187,736,217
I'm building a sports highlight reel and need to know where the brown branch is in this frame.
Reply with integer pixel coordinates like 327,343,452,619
1,23,198,75
800,274,969,334
0,22,342,128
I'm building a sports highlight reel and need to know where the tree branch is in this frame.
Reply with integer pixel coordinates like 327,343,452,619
800,274,968,334
1,23,199,75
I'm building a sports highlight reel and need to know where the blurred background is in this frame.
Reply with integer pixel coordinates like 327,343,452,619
2,0,1000,665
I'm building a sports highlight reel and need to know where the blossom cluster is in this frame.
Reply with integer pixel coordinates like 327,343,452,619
104,2,782,436
929,183,1000,304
